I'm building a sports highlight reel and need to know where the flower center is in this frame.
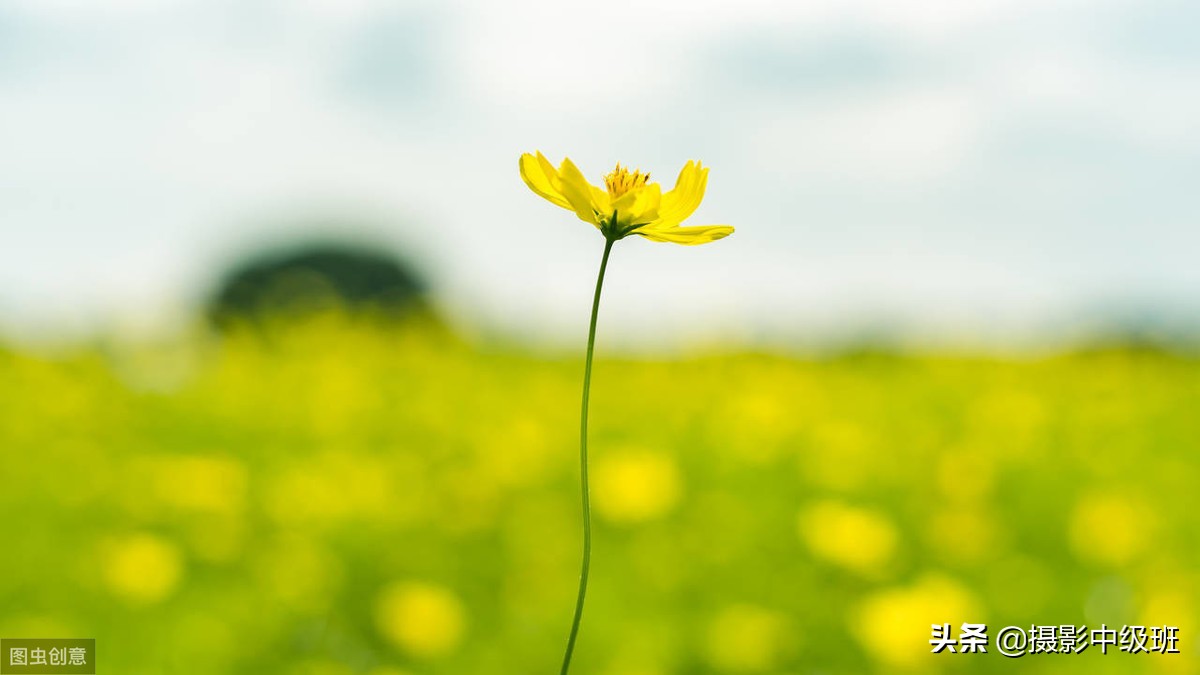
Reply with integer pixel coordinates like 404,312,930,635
604,163,651,199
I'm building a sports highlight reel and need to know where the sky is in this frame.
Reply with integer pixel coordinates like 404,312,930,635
1,0,1198,347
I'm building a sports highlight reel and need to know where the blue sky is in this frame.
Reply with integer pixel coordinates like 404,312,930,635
1,0,1197,346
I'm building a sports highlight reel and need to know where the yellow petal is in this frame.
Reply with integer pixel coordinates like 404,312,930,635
557,157,603,227
519,152,572,210
589,184,612,217
636,224,734,245
654,161,708,229
612,183,662,229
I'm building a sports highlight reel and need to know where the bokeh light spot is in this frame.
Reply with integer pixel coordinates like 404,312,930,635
100,533,184,604
705,604,791,672
853,574,981,669
375,581,466,658
594,449,683,524
1069,493,1154,566
798,500,898,575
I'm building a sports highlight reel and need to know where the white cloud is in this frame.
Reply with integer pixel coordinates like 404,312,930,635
0,0,1196,344
744,87,982,186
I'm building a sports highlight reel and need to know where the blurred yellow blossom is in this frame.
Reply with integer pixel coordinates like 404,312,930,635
100,533,184,604
705,604,792,672
265,452,394,525
375,581,466,658
853,574,981,669
1069,493,1154,566
1140,589,1194,631
798,500,898,575
594,450,683,523
141,454,248,515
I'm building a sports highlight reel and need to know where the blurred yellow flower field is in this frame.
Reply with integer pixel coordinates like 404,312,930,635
1,317,1197,674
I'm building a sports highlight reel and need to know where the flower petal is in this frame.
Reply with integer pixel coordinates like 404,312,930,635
557,157,603,226
612,183,662,228
519,152,572,210
636,224,734,245
589,185,612,217
653,161,708,228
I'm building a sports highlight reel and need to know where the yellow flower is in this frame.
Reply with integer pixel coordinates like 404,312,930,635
521,150,735,675
519,151,734,245
375,581,467,658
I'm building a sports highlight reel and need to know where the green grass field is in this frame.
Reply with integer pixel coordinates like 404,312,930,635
2,317,1197,674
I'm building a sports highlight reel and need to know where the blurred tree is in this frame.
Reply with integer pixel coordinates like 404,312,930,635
207,241,437,329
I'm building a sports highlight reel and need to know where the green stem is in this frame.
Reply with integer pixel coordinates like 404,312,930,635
560,237,615,675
